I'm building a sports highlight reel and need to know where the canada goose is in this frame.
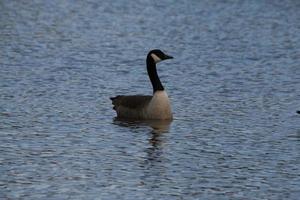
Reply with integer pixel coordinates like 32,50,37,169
110,49,173,120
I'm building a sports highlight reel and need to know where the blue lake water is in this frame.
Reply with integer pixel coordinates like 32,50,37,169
1,0,300,199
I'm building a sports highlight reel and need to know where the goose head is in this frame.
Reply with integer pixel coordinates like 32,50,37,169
147,49,173,64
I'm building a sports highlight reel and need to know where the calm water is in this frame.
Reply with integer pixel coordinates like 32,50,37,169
1,0,300,199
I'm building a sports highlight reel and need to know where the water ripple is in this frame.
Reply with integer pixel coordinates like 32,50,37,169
1,0,300,199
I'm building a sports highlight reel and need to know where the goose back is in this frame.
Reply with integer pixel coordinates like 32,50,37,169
110,95,152,119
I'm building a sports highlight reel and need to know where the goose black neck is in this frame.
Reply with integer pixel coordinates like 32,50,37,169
147,57,164,93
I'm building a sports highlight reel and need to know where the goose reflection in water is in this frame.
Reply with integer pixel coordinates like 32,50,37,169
113,118,172,188
113,118,172,134
112,118,171,160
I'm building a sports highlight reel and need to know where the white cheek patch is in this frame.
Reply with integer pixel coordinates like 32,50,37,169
151,53,162,63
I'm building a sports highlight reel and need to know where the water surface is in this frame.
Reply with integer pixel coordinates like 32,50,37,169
1,0,300,199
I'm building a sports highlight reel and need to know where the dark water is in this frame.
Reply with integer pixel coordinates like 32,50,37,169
1,0,300,199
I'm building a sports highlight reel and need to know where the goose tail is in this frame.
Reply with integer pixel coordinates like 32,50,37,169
110,96,121,110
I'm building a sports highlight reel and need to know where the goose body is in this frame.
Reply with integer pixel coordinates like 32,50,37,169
110,49,173,120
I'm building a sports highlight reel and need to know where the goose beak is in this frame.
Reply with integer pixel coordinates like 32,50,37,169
164,54,173,60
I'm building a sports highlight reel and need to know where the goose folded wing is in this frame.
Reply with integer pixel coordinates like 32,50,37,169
110,95,152,109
